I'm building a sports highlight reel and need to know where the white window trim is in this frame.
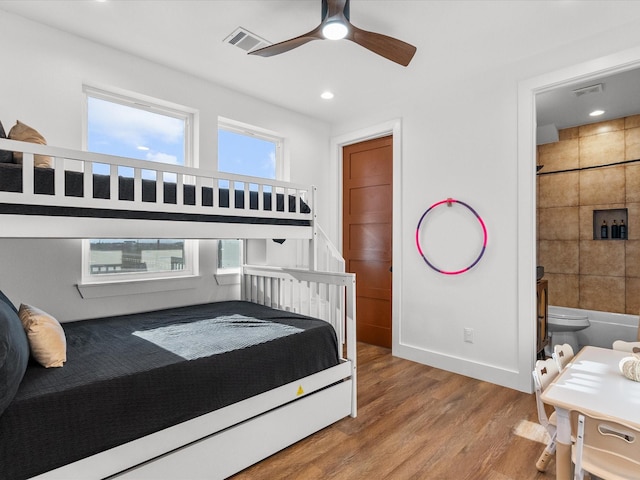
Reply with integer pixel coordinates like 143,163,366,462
80,85,199,289
77,274,202,299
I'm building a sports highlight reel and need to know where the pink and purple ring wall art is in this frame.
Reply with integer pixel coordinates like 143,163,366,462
415,198,487,275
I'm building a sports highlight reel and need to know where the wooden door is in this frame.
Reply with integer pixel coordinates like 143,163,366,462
342,135,393,348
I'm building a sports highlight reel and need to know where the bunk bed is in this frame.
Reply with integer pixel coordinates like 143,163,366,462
0,138,315,240
0,138,357,480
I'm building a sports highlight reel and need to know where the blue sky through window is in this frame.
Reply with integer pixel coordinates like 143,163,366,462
87,96,185,175
218,129,276,179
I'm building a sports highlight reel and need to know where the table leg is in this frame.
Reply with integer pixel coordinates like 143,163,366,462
555,408,572,480
556,441,571,480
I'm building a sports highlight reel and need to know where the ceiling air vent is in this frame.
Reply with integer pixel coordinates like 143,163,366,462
571,83,604,98
224,27,270,53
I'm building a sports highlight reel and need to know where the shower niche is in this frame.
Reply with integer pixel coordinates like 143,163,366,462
593,208,628,240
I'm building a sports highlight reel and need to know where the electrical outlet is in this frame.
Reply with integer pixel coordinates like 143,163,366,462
464,327,474,343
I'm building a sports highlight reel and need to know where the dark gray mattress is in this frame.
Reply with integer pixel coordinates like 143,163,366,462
0,163,311,226
0,301,339,480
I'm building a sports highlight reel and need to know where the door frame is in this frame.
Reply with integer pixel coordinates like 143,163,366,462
517,45,640,392
331,119,402,352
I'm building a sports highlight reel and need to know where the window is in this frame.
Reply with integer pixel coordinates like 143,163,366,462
217,119,283,271
218,127,279,180
82,86,197,283
217,239,242,270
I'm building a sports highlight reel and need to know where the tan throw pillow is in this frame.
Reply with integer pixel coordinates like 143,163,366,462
8,120,53,168
18,304,66,368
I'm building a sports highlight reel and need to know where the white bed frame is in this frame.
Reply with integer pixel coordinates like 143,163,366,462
0,139,357,480
0,138,314,240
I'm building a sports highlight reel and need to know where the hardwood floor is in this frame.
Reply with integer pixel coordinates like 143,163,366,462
231,343,556,480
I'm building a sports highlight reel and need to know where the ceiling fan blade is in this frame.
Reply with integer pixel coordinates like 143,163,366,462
250,0,344,59
347,25,417,67
249,26,324,58
248,0,416,66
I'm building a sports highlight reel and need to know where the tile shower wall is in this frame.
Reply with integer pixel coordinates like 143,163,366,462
537,115,640,314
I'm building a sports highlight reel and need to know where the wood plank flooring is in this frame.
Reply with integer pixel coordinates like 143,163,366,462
230,343,556,480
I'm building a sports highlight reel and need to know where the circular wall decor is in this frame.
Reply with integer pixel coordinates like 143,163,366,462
415,198,487,275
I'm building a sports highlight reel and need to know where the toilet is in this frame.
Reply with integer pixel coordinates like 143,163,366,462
547,310,590,354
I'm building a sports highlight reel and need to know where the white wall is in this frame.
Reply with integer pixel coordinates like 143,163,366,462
330,18,640,392
0,12,330,321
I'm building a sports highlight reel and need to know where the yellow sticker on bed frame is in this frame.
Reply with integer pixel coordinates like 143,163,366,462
296,385,304,396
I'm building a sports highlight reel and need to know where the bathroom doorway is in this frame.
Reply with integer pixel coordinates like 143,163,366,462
516,47,640,386
535,67,640,316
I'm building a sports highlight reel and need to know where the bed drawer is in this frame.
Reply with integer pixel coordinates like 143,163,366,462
114,379,353,479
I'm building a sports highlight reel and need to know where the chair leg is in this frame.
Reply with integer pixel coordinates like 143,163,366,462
536,432,556,472
536,448,553,472
574,415,585,480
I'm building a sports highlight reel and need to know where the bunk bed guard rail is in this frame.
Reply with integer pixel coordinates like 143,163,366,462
0,138,314,239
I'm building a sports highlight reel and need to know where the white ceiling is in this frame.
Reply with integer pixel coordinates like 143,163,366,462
2,0,640,127
536,67,640,130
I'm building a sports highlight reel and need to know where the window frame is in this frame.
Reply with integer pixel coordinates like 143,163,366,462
80,85,199,285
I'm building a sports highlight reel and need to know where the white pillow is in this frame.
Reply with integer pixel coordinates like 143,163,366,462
18,304,66,368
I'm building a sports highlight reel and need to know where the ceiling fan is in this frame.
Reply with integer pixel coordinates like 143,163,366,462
248,0,417,67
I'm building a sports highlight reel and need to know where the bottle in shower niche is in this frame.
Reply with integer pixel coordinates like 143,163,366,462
620,219,627,239
612,219,620,239
601,219,608,239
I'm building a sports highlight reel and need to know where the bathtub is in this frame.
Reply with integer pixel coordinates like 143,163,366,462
549,306,639,350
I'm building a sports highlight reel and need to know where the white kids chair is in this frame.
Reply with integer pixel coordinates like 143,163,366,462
553,343,574,371
532,357,560,472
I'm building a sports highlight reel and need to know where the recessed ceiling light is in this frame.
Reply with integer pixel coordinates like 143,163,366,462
590,109,605,117
320,91,334,100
